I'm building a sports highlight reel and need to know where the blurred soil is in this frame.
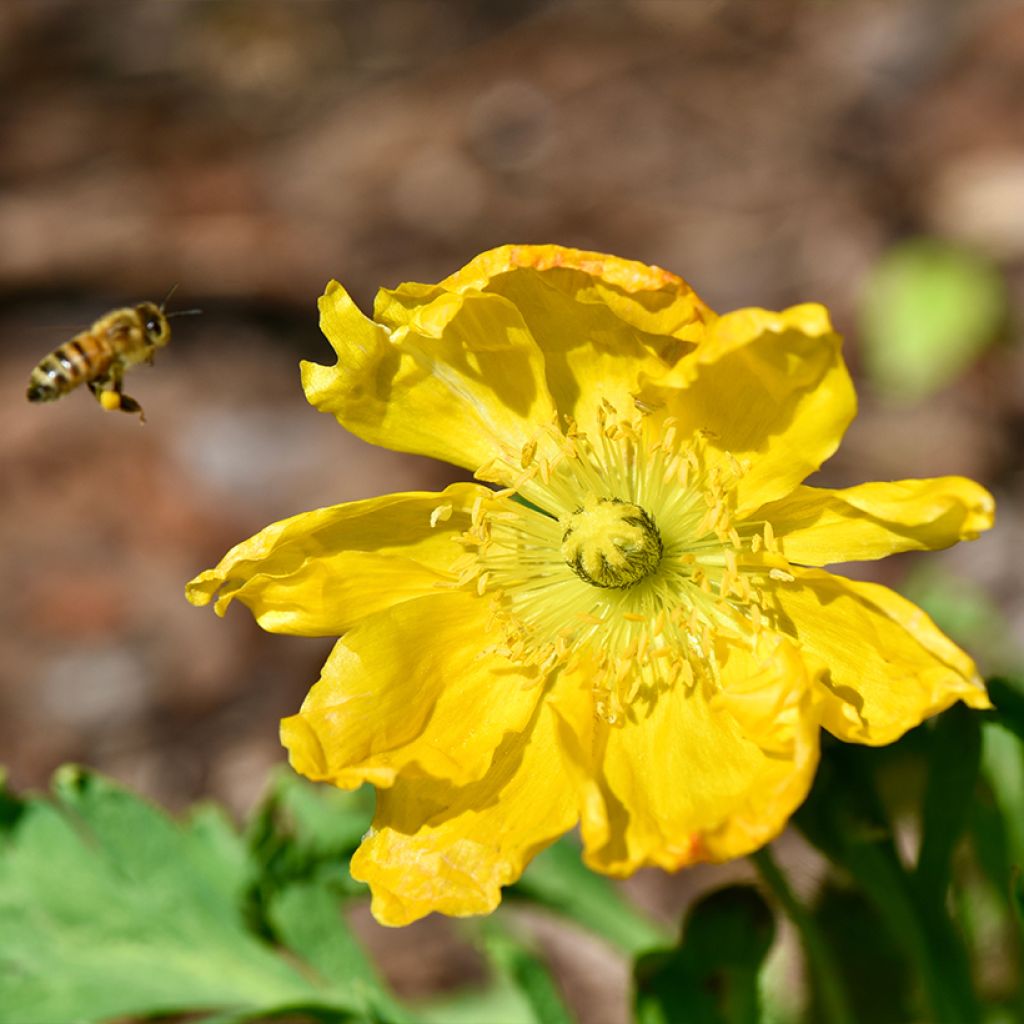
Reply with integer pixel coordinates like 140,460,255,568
2,1,1023,1021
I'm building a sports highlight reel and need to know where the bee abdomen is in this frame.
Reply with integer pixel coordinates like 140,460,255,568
26,337,110,402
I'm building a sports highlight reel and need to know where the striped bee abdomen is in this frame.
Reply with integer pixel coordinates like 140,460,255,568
26,333,114,402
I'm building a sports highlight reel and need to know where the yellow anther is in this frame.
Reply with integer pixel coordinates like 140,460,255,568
636,631,650,660
520,439,537,469
430,503,454,528
652,609,667,637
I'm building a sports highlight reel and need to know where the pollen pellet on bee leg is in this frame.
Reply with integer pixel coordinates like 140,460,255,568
99,391,122,411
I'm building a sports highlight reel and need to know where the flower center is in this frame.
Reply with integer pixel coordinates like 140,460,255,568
561,495,663,589
444,402,792,724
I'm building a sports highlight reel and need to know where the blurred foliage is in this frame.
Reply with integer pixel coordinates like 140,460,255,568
508,834,669,956
633,886,775,1024
859,238,1007,401
0,767,406,1024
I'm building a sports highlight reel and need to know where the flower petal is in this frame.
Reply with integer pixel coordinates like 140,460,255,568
643,305,856,513
186,484,488,636
760,477,996,566
349,671,586,925
315,246,714,478
426,244,714,437
305,279,558,479
280,590,544,790
560,637,822,876
764,568,990,745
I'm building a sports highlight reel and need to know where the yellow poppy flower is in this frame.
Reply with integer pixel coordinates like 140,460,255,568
187,245,995,926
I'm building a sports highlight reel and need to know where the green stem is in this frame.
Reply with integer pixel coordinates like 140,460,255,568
751,846,856,1024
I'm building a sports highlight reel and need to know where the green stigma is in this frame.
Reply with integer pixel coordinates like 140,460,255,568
561,495,663,589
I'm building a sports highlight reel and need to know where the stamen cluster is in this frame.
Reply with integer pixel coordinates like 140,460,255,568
438,403,792,725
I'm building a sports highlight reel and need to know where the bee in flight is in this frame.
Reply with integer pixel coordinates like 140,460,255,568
26,293,198,421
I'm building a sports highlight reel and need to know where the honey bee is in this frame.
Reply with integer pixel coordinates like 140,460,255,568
26,294,197,421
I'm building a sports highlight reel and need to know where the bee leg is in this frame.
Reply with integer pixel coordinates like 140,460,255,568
89,375,146,423
116,394,145,422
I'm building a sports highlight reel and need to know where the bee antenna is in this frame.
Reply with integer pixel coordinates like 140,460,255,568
159,283,180,313
166,308,203,319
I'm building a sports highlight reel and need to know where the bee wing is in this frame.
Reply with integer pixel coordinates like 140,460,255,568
100,312,137,342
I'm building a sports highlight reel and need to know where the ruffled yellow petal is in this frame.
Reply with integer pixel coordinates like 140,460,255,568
280,590,544,790
425,244,713,438
765,568,990,745
440,244,708,305
760,477,995,566
305,279,559,479
308,246,714,480
349,669,587,926
186,484,487,636
559,636,822,876
642,305,856,514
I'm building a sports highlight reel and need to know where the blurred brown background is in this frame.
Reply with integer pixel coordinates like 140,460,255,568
2,0,1023,1017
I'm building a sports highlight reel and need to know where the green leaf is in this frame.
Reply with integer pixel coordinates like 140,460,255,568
916,705,982,901
809,883,913,1024
0,767,396,1024
980,718,1024,867
417,979,537,1024
247,768,374,907
633,886,775,1024
510,836,668,955
859,237,1006,400
267,880,412,1024
986,678,1024,747
480,922,574,1024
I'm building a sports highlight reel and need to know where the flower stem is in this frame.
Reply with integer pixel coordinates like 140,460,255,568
751,846,857,1024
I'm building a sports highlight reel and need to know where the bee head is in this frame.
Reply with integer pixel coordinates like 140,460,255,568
136,301,171,347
